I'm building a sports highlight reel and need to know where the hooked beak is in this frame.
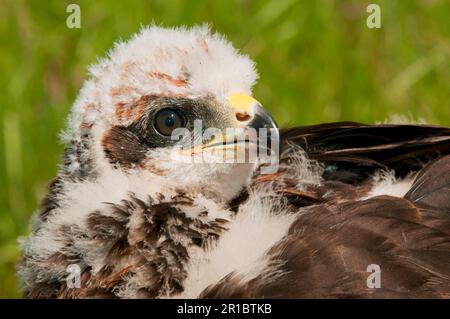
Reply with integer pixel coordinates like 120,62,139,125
179,94,279,160
203,93,279,152
228,93,280,151
247,102,280,149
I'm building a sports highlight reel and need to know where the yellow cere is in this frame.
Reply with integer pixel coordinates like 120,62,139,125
228,93,259,114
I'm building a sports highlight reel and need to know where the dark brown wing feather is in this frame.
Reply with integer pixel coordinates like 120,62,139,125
203,195,450,298
202,157,450,298
405,156,450,211
202,124,450,299
281,122,450,184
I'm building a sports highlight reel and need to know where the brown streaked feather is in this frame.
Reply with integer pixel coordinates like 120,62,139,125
102,125,148,167
148,72,189,87
39,133,95,222
22,194,230,299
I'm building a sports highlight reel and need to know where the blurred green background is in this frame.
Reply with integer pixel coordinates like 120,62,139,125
0,0,449,298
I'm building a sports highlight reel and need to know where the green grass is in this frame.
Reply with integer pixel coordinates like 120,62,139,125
0,0,449,298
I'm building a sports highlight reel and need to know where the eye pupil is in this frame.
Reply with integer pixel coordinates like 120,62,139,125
154,109,185,136
165,116,175,127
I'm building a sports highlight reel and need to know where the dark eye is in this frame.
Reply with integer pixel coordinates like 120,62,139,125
153,109,185,136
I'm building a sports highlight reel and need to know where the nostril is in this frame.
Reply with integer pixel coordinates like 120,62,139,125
236,112,251,122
